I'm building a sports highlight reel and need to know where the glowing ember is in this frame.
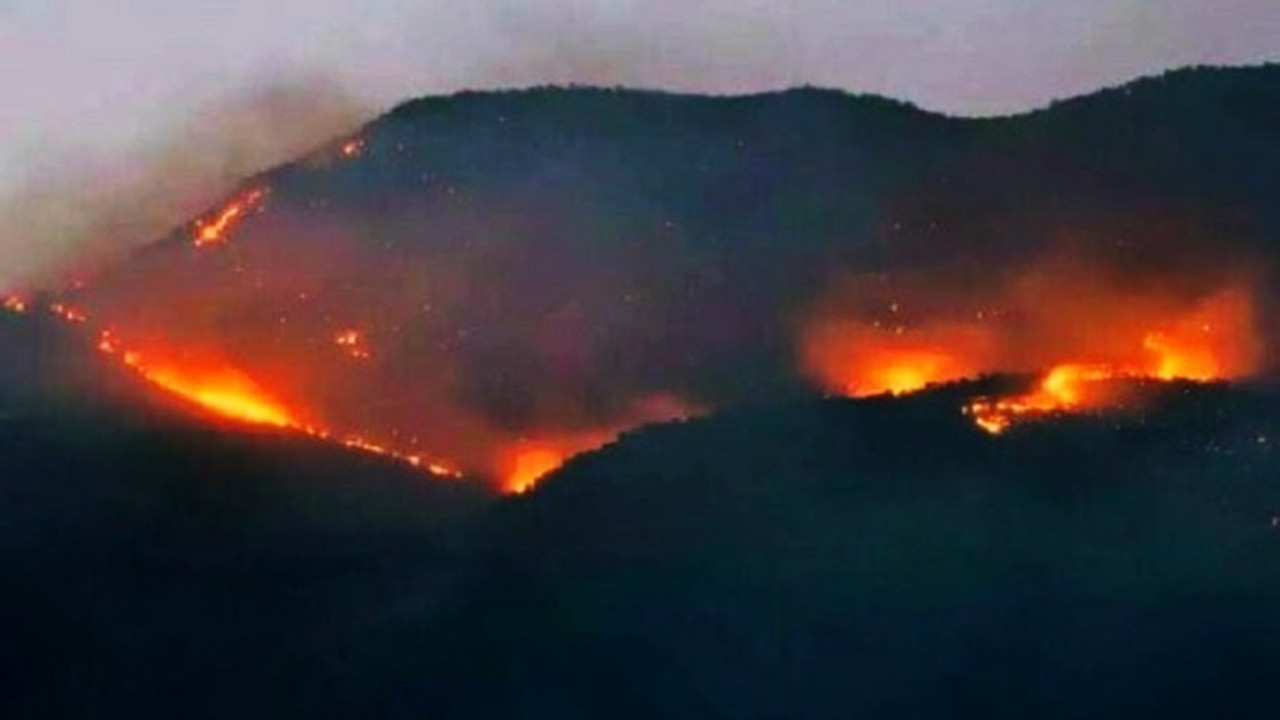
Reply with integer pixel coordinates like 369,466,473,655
194,187,268,247
337,437,465,478
2,295,28,314
97,329,122,354
333,329,371,360
425,462,464,479
49,303,88,323
503,444,567,494
339,139,364,159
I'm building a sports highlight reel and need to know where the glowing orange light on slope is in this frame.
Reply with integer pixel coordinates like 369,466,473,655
503,445,567,495
120,352,298,428
862,348,965,396
34,299,463,478
964,287,1256,435
194,187,268,247
2,295,28,314
965,363,1117,435
339,139,364,159
112,347,463,476
334,328,371,360
97,329,122,354
801,313,990,399
49,302,89,323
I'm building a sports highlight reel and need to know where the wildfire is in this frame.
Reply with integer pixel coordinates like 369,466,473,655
963,288,1256,434
49,302,88,323
801,316,991,397
119,351,299,428
334,329,371,360
854,347,967,396
503,444,567,494
48,296,648,492
2,295,29,314
194,187,268,247
339,139,364,159
97,329,122,354
805,265,1260,436
75,313,463,477
496,396,697,493
965,364,1120,435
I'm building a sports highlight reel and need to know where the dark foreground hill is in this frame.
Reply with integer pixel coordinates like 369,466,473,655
7,359,1280,717
369,381,1280,719
0,311,492,717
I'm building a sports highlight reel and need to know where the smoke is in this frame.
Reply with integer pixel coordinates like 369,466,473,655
0,74,370,289
5,1,1276,286
466,0,1280,107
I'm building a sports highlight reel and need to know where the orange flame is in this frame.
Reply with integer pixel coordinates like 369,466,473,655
801,316,991,397
496,395,697,493
194,187,268,247
965,363,1119,434
119,350,299,428
333,328,371,360
503,444,567,494
339,139,364,159
2,295,28,314
50,302,89,323
963,287,1257,434
75,317,463,477
805,264,1259,435
97,329,122,354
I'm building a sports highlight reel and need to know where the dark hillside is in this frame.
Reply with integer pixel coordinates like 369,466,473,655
389,381,1280,719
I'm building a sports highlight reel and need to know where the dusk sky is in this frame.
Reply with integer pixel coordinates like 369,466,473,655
0,0,1276,284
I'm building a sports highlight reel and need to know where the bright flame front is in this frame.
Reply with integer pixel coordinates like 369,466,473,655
120,352,298,428
194,187,268,247
963,288,1256,434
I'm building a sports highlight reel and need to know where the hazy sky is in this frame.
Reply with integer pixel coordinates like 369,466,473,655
0,0,1276,284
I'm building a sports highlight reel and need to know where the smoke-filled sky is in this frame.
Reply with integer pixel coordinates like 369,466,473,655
0,0,1276,286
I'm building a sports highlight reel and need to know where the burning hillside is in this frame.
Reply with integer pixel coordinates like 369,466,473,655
11,71,1278,491
801,249,1261,434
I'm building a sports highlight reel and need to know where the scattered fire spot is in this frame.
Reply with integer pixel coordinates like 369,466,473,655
334,329,371,360
194,187,268,247
50,303,88,323
2,295,28,314
339,139,364,159
97,329,122,354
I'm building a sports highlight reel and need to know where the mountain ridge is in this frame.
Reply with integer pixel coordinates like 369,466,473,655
48,62,1280,482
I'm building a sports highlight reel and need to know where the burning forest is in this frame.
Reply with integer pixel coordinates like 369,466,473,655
800,254,1262,435
4,74,1278,493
